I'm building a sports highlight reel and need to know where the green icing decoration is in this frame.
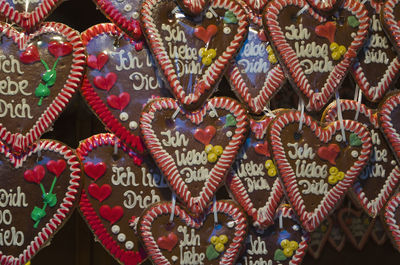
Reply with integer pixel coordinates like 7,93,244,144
349,133,362,147
43,193,57,207
35,83,50,106
274,249,287,261
347,16,360,28
225,114,237,127
31,206,46,222
206,245,220,260
224,11,237,24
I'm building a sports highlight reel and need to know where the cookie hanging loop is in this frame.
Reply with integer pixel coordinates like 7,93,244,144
279,211,283,229
169,193,176,223
353,85,362,121
335,91,346,142
172,105,183,120
297,98,305,132
213,196,218,224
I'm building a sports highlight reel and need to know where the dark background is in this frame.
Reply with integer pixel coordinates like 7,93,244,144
24,0,400,264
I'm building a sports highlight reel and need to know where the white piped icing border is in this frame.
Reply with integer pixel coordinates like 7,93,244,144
382,0,400,55
384,192,400,251
269,110,372,231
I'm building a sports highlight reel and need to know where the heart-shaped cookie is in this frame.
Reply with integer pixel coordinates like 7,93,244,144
382,0,400,56
77,133,172,265
0,139,81,265
371,215,388,245
138,200,247,265
227,8,285,114
263,0,369,111
323,99,400,217
176,0,210,16
140,97,248,215
0,22,84,153
351,0,400,102
268,110,372,231
384,192,400,252
141,0,248,110
226,115,284,228
338,205,375,250
0,0,62,30
328,215,346,252
308,218,332,259
81,23,171,153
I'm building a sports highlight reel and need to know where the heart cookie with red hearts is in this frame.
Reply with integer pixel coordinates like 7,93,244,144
0,139,81,265
235,205,309,265
226,115,284,228
371,215,387,245
268,110,372,231
81,23,171,152
351,0,400,102
263,0,369,111
0,22,84,153
0,0,62,30
176,0,210,16
138,200,247,265
227,8,285,114
140,97,248,215
323,99,400,217
141,0,248,110
77,133,172,265
328,215,346,252
308,218,332,259
384,192,400,252
382,0,400,56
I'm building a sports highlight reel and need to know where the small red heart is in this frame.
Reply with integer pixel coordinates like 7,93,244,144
317,143,340,165
84,161,107,181
107,92,131,111
99,205,124,224
194,125,216,145
20,45,40,64
24,165,45,184
194,24,218,43
258,30,267,42
48,41,73,57
46,159,66,177
94,72,117,91
315,21,336,43
87,52,109,70
157,232,178,252
88,183,112,202
254,141,270,156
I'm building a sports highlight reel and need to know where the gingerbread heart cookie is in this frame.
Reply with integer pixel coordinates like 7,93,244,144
235,205,309,265
81,23,171,153
382,0,400,56
0,22,84,153
77,133,172,265
268,110,372,231
351,0,400,102
263,0,369,111
138,200,247,265
323,99,400,217
140,97,248,215
141,0,248,110
371,215,387,245
384,192,400,252
0,139,81,265
308,218,332,259
227,8,285,114
226,115,284,228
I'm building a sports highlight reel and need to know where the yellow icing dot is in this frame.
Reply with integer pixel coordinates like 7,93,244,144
328,175,337,185
338,45,347,55
213,145,223,156
268,54,277,64
199,47,207,57
266,45,273,54
283,247,293,257
208,153,218,163
321,224,327,232
280,239,290,249
289,241,299,251
219,235,228,244
337,171,345,181
331,51,341,60
329,166,339,176
215,243,225,252
210,236,219,245
330,42,339,52
265,160,274,169
202,57,213,66
268,167,277,177
205,144,213,153
207,49,217,59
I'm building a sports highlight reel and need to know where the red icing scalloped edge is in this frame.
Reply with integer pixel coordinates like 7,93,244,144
0,139,81,265
0,22,85,153
264,0,369,111
138,201,247,265
324,99,400,218
269,111,372,231
140,97,248,215
77,133,144,265
80,23,144,153
384,192,400,252
141,0,248,109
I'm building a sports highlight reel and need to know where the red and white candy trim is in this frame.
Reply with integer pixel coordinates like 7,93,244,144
384,192,400,252
180,0,208,15
383,0,400,55
264,0,369,111
269,111,372,231
0,139,81,265
140,97,248,215
305,0,338,12
141,0,248,109
138,200,247,265
0,22,85,153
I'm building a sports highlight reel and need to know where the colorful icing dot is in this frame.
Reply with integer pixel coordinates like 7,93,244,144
124,4,132,12
274,249,287,261
227,221,235,228
280,239,290,248
199,47,207,57
226,131,233,137
210,235,219,244
292,225,300,231
119,112,129,121
337,171,345,181
329,166,339,175
132,12,139,19
225,114,237,127
338,45,347,55
289,241,299,250
207,49,217,58
265,159,274,169
209,110,216,118
206,245,220,260
350,133,362,146
208,153,218,163
267,45,273,54
118,233,126,242
335,134,342,142
213,145,223,156
332,51,341,60
268,54,277,64
351,150,358,158
219,235,228,244
125,241,134,250
223,27,231,34
347,16,360,28
202,57,213,66
206,12,213,19
215,243,225,252
283,247,293,257
268,167,277,177
224,11,238,24
205,144,213,153
330,42,339,52
328,174,337,185
112,225,120,234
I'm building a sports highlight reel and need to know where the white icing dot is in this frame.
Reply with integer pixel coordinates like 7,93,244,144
125,241,134,250
351,32,357,38
209,111,216,118
118,233,126,242
223,27,231,34
351,150,358,158
172,256,178,262
124,4,132,12
129,121,138,130
111,225,120,234
392,160,397,165
226,131,232,137
335,134,343,142
119,112,129,121
227,221,235,228
206,12,213,19
132,12,139,19
292,225,300,231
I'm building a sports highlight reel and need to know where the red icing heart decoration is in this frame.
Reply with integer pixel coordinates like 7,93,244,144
84,161,107,181
24,165,45,184
156,232,179,252
48,41,73,58
254,141,270,156
100,205,124,224
107,92,131,111
193,125,217,145
315,21,336,43
194,24,218,43
88,183,112,202
46,159,67,177
317,143,340,165
87,52,109,70
269,110,372,231
94,72,117,91
384,192,400,252
19,45,40,64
